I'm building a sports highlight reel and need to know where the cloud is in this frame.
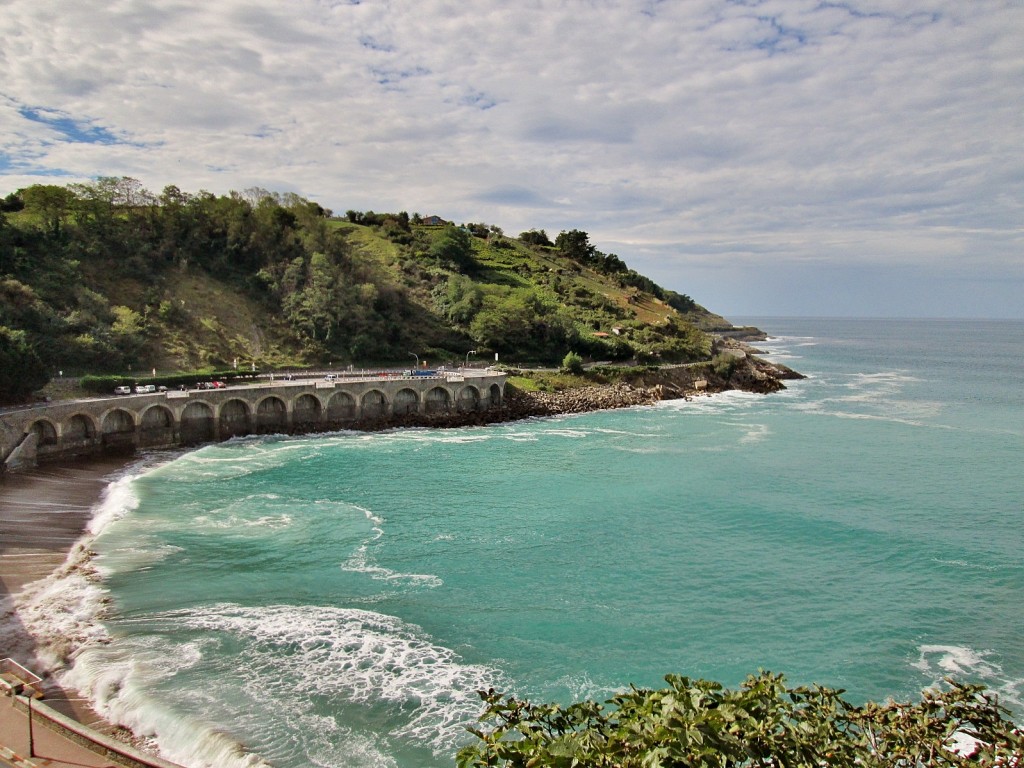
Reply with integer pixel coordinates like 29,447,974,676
472,185,558,208
0,0,1021,317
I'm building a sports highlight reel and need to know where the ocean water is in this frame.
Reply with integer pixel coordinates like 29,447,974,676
30,318,1024,766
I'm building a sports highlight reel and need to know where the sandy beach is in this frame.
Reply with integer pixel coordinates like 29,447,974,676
0,456,136,733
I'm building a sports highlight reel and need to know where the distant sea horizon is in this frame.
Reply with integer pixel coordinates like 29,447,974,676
21,316,1024,768
732,314,1024,322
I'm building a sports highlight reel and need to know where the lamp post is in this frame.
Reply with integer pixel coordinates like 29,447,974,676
465,350,476,368
409,352,419,369
27,693,35,757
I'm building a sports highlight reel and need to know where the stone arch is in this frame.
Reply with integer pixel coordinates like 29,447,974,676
456,385,481,413
293,393,323,428
489,383,503,407
63,413,97,449
219,399,251,438
255,396,287,434
27,419,58,447
425,386,451,415
361,389,388,419
180,401,215,444
101,408,137,450
393,387,419,416
326,391,356,423
139,405,174,447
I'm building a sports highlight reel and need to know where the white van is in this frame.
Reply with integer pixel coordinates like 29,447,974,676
114,385,131,395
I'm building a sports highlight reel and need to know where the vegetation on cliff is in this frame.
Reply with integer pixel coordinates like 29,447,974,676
458,672,1022,767
0,178,737,403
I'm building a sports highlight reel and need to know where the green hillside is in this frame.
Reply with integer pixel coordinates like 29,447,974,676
0,178,733,403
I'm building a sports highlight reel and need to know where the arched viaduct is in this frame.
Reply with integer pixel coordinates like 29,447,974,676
1,371,507,469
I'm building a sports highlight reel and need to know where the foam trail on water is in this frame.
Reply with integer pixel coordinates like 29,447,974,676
161,603,508,757
64,638,273,768
341,505,444,588
913,645,1024,712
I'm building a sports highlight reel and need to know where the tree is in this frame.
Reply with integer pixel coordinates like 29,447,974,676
470,289,576,359
21,184,76,234
561,351,584,374
457,672,1024,768
520,229,552,247
431,225,474,270
438,276,483,325
0,191,25,212
555,229,596,265
0,326,49,403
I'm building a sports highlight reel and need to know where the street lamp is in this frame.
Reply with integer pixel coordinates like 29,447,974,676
465,350,476,368
409,352,419,369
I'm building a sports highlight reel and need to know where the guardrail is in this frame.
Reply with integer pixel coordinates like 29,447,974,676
0,658,42,698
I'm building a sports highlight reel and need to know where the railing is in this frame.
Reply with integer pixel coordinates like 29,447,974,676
0,658,42,698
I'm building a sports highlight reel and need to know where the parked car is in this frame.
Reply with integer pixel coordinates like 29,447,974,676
114,385,131,395
212,380,226,388
324,374,338,381
134,384,156,394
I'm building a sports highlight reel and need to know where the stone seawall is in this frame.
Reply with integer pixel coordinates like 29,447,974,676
1,371,508,471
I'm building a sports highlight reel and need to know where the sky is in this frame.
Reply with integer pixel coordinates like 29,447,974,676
1,1,1021,319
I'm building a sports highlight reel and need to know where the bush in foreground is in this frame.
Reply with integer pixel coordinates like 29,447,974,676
457,671,1022,767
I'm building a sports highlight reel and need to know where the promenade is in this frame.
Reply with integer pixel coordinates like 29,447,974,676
0,689,182,768
1,692,117,767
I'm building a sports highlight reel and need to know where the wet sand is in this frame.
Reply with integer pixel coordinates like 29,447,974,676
0,456,135,733
0,457,130,594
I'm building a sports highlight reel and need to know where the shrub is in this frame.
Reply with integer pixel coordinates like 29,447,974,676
79,368,261,393
561,351,584,374
457,672,1024,768
712,352,740,377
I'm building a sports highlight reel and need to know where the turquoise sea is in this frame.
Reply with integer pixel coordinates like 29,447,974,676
40,318,1024,767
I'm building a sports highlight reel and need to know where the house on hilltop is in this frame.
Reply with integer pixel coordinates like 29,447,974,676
421,215,448,226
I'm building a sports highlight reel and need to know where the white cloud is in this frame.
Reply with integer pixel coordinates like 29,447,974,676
1,0,1021,316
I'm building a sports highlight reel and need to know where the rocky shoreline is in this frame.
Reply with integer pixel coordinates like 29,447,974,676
351,353,804,432
503,354,804,417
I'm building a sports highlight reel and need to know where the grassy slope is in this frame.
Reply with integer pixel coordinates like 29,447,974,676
37,218,732,378
463,233,726,340
326,222,725,358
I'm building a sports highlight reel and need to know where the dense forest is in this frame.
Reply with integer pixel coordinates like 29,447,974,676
0,177,730,403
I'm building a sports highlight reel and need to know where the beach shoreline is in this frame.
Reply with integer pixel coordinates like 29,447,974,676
0,455,149,744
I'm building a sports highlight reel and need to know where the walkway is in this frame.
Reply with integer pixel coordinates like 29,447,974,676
1,694,117,767
0,692,181,768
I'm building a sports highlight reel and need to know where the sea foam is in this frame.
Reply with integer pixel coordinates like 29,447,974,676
157,603,506,756
7,470,144,671
913,645,1023,711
